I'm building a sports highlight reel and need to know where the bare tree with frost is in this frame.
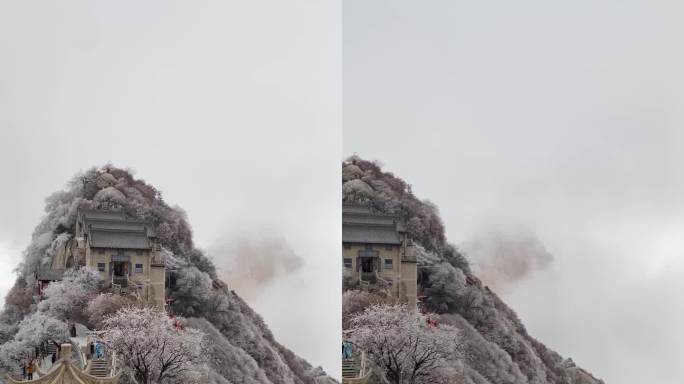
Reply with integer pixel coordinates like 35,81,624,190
100,306,206,384
348,304,461,384
86,293,137,330
37,267,102,323
0,312,69,375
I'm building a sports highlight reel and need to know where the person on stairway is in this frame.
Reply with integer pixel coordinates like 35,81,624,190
26,360,33,380
95,342,105,359
342,341,353,359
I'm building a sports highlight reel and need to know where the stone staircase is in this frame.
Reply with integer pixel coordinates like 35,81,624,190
342,349,371,384
342,358,360,379
89,359,109,377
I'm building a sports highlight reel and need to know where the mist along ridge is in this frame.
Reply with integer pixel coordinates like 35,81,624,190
341,156,604,384
0,165,337,384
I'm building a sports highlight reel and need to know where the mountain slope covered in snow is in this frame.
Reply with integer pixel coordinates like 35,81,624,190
342,157,603,384
0,165,336,384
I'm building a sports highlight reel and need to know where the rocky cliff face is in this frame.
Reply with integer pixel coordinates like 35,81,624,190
343,157,603,384
0,165,336,384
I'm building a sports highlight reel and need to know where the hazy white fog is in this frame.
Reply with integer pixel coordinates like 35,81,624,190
344,1,684,383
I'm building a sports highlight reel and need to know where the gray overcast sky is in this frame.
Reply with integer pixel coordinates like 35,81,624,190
0,0,340,377
344,1,684,383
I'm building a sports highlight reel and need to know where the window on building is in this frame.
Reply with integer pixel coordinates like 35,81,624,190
384,259,393,269
343,258,353,268
343,243,352,250
97,263,106,272
385,245,394,251
135,264,143,273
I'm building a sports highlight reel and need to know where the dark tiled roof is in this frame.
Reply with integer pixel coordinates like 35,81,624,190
78,208,157,250
343,225,401,245
80,209,127,221
342,203,405,244
89,229,151,249
342,203,374,214
342,203,406,229
79,209,153,230
342,214,396,227
88,221,147,232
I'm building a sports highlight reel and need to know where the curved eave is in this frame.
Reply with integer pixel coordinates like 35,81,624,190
7,364,66,384
7,361,121,384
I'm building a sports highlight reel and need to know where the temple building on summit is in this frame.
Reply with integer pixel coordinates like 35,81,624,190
342,203,417,308
38,208,166,308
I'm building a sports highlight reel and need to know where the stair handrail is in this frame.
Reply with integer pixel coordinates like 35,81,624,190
104,350,114,377
126,275,145,302
374,271,391,287
360,350,367,377
111,275,122,294
71,340,86,370
109,351,118,376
